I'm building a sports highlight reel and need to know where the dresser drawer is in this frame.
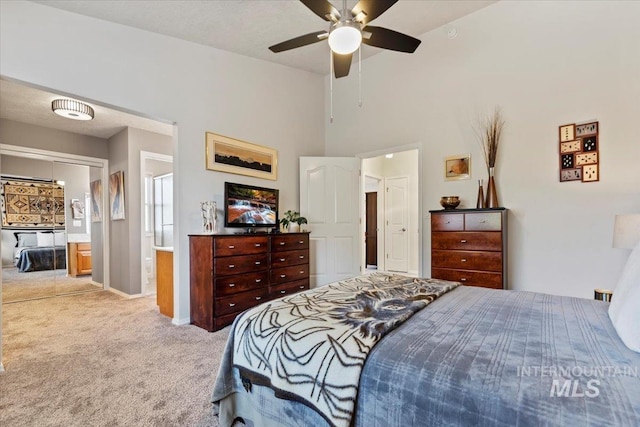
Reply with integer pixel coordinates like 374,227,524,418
431,213,464,231
270,279,309,299
270,264,309,285
215,271,269,297
214,253,268,276
271,234,309,252
215,288,269,317
270,249,309,268
432,268,502,289
432,250,502,272
214,236,268,257
432,232,502,251
464,212,502,231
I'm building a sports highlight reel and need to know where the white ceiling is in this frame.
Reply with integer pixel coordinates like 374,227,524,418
1,0,495,139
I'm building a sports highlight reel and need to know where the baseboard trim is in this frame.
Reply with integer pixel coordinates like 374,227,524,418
172,317,191,326
107,287,144,299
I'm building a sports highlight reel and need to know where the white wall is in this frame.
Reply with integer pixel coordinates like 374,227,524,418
0,1,325,328
325,1,640,298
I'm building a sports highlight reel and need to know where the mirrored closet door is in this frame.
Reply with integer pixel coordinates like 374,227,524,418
1,155,104,303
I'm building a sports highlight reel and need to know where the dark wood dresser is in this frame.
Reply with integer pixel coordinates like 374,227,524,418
430,208,507,289
189,232,310,332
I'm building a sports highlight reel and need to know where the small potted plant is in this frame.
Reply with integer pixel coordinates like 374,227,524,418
279,210,308,233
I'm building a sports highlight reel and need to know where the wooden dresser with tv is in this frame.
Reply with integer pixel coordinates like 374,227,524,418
430,208,507,289
189,232,310,332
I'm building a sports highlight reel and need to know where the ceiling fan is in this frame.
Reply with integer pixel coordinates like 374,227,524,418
269,0,422,78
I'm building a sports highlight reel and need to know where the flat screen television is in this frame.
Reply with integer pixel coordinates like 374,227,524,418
224,182,279,229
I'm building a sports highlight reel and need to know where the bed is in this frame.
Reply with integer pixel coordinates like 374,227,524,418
13,231,67,272
212,255,640,426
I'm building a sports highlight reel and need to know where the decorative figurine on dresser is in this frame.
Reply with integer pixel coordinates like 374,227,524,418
430,208,507,289
189,232,310,332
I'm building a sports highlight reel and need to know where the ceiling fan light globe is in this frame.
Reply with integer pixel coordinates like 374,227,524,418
328,23,362,55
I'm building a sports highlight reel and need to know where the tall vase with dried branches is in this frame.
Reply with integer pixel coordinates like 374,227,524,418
475,107,505,208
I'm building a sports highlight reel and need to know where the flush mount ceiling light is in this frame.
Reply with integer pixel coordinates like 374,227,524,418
51,99,94,121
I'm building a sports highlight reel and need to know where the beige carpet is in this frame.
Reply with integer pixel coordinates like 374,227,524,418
2,267,99,303
0,291,230,426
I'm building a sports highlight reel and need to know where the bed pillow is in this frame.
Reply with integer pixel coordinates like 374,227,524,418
14,232,37,247
36,231,55,247
608,239,640,353
54,231,66,246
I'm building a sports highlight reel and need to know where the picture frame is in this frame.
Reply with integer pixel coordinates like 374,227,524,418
109,171,125,221
71,198,85,219
205,132,277,181
444,154,471,181
90,179,102,222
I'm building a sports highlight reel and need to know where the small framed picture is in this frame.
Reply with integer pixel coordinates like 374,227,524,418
71,199,85,219
444,154,471,181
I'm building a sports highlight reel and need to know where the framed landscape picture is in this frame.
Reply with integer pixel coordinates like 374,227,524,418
205,132,277,181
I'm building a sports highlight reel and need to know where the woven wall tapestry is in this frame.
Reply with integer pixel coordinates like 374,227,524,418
1,178,65,229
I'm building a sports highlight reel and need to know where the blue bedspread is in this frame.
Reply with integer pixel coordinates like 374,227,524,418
212,286,640,426
15,246,66,272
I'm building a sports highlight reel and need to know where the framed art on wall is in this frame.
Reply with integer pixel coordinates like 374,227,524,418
90,179,102,222
558,121,599,183
109,171,125,220
205,132,278,181
71,198,84,219
444,154,471,181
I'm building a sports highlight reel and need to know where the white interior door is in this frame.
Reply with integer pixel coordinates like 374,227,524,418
300,157,360,287
385,176,409,272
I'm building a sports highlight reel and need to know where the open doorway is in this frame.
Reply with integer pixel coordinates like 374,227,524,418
361,148,421,276
140,151,173,297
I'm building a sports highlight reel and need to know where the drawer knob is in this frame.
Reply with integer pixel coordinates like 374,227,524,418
255,296,262,301
299,285,305,289
255,243,261,247
299,255,304,259
228,245,235,249
280,258,286,262
460,239,467,243
299,270,305,274
229,303,236,307
461,259,467,262
280,274,286,278
279,242,285,246
255,279,262,283
255,261,261,265
280,290,286,294
460,278,467,282
228,283,235,288
229,264,235,268
299,241,304,244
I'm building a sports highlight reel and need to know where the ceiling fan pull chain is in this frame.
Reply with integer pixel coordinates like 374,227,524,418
330,48,334,123
358,45,362,107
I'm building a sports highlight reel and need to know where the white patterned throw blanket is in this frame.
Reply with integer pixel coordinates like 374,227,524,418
232,273,460,427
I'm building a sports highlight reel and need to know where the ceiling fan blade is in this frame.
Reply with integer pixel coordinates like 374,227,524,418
351,0,398,25
333,52,352,78
269,31,327,53
300,0,341,21
362,26,421,53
